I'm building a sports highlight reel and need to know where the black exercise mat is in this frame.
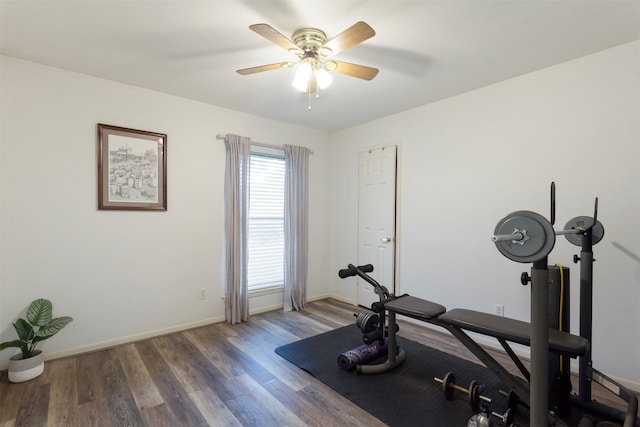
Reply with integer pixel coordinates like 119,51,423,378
275,325,528,427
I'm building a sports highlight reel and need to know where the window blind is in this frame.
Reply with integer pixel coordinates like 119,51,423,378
248,153,285,289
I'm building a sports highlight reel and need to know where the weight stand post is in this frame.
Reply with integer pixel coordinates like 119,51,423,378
578,228,593,402
570,226,639,426
531,257,550,426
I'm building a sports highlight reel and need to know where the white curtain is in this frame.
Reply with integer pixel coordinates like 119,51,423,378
223,134,251,324
283,144,310,311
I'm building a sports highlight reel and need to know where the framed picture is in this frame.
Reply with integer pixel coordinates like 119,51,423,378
97,123,167,211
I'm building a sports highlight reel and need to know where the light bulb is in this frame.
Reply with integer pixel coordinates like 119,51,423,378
291,62,313,92
315,68,333,89
295,62,312,80
291,78,308,92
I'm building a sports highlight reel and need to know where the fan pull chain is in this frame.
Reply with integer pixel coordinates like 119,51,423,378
307,84,312,110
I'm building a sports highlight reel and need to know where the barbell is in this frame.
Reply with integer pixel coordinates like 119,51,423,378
492,211,604,263
560,215,605,246
492,211,556,263
434,372,492,411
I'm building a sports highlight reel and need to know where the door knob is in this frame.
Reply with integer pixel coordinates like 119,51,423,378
380,237,392,243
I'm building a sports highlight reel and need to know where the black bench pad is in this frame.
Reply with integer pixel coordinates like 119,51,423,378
385,295,446,321
439,308,589,358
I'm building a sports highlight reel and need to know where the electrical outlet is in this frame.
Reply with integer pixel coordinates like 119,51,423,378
199,288,206,300
495,304,504,316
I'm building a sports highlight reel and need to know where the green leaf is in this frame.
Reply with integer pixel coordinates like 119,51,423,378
2,299,71,358
13,318,35,342
0,339,23,351
35,316,73,339
27,299,52,326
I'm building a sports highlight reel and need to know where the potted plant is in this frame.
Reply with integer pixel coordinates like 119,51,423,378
0,298,73,383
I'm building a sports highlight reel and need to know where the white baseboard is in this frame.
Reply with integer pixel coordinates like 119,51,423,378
322,294,354,305
245,293,331,315
308,293,331,302
0,315,226,371
3,294,638,398
0,293,335,371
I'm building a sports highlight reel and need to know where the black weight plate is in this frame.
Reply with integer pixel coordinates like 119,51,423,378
563,216,605,246
443,372,455,399
469,380,479,411
494,210,556,263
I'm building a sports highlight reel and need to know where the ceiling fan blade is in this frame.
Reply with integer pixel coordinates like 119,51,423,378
328,61,379,80
237,62,295,75
321,22,375,56
249,23,303,54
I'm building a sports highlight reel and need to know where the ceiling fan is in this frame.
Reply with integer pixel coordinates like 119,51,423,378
237,22,379,99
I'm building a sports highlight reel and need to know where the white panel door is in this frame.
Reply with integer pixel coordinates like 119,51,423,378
357,145,397,308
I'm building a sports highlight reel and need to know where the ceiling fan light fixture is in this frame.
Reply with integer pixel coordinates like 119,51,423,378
315,67,333,89
292,61,313,91
291,76,310,92
295,61,313,80
241,22,378,107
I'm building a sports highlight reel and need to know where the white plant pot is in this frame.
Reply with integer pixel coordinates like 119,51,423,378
8,350,44,383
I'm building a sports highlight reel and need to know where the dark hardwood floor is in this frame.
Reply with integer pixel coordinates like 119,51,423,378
0,299,634,426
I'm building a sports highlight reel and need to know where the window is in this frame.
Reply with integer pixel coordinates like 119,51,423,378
247,151,285,291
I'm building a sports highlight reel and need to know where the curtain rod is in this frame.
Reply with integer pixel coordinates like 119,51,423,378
216,134,314,154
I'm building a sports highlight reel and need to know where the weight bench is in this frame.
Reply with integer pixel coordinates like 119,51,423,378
383,294,590,410
338,263,589,413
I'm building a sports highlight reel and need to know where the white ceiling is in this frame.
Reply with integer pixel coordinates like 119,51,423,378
1,1,639,132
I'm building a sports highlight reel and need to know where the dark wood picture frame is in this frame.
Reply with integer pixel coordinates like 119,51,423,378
97,123,167,211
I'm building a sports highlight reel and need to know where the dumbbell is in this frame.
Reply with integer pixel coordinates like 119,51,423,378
491,408,515,426
434,372,492,411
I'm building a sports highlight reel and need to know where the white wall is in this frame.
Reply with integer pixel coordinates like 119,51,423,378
2,40,639,391
330,41,640,387
0,56,332,368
